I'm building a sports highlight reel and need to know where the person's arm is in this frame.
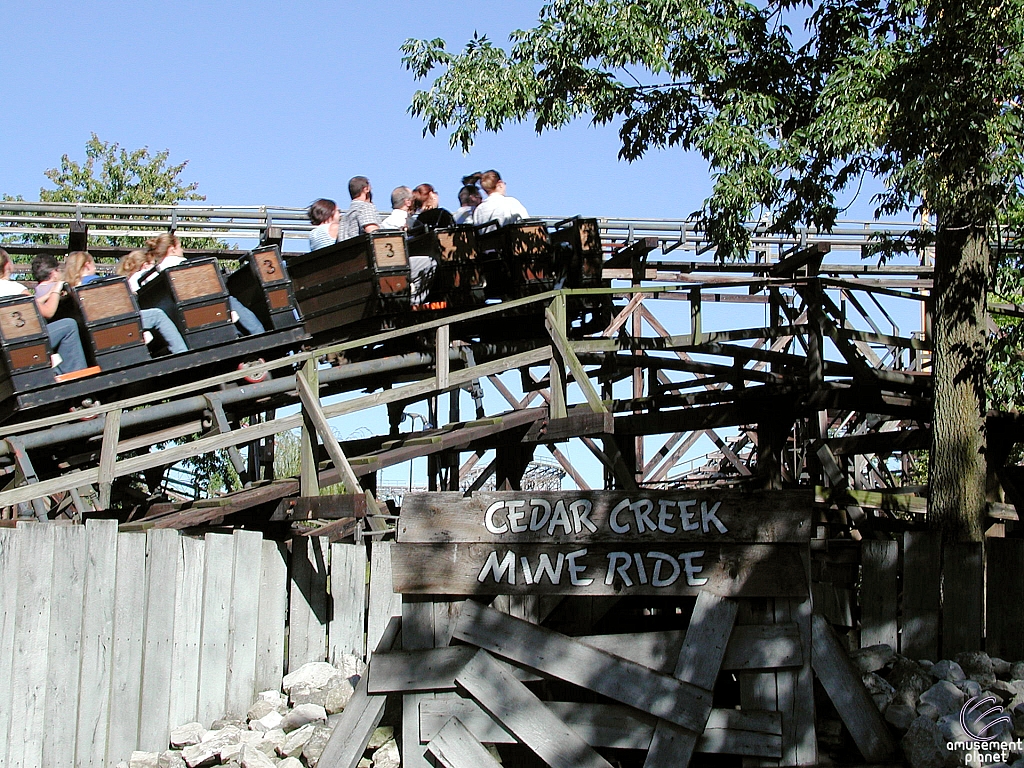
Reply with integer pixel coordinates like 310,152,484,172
35,280,64,319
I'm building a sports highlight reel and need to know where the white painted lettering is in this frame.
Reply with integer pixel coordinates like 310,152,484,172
528,498,552,531
566,548,592,586
633,552,649,584
570,499,598,533
632,499,656,533
605,551,633,586
679,499,700,531
533,552,565,584
701,501,728,534
478,550,516,584
649,551,681,587
548,500,573,535
484,501,509,534
506,500,528,533
679,550,708,586
657,499,677,534
609,499,631,534
519,557,535,585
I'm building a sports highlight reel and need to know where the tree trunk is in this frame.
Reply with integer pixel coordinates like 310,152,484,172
928,219,989,541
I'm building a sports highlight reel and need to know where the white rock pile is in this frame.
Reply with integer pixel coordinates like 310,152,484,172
851,645,1024,768
117,658,401,768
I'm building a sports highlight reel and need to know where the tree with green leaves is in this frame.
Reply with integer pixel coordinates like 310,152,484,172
403,0,1024,540
5,133,223,249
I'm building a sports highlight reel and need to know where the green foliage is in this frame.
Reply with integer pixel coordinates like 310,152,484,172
5,134,226,249
403,0,1024,257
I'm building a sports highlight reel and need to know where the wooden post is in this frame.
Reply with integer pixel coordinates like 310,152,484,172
548,293,568,419
860,540,898,650
299,358,320,497
97,408,122,510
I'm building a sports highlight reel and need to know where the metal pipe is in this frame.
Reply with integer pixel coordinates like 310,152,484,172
0,340,540,456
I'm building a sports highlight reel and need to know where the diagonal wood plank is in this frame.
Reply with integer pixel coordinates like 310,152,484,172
419,698,782,757
644,591,738,768
426,717,503,768
453,601,712,732
317,616,402,768
456,649,614,768
811,614,895,762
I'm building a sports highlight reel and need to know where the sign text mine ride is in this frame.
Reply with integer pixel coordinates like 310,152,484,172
393,490,812,598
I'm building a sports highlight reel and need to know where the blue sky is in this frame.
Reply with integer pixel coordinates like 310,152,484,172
2,0,885,222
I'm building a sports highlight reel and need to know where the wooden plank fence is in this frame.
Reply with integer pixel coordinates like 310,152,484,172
0,522,393,768
858,532,1016,659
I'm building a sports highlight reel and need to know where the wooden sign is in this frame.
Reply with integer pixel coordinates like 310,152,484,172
391,542,807,597
392,490,811,598
398,490,812,544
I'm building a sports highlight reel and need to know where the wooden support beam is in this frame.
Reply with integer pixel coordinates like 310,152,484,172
97,408,121,510
298,359,320,497
436,324,450,391
296,370,362,494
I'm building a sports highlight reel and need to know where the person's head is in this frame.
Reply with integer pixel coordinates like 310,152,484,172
349,176,372,201
31,253,61,284
0,247,11,279
412,183,439,212
116,250,150,277
308,198,338,225
391,186,413,211
480,170,504,195
145,232,182,264
64,251,96,288
458,184,483,208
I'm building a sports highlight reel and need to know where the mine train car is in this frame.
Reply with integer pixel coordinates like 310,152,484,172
0,216,608,423
285,215,611,342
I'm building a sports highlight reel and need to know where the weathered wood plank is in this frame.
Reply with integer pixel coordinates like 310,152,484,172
393,542,808,598
399,490,813,544
577,624,802,674
811,614,895,762
453,601,712,732
197,533,233,725
9,523,55,768
860,540,898,650
942,542,983,656
138,528,180,751
403,598,436,768
0,529,21,768
420,698,782,756
330,542,368,663
105,532,148,765
75,520,118,767
987,538,1024,660
367,541,401,664
738,599,779,768
427,716,503,768
367,646,551,692
902,531,940,659
645,592,738,768
782,596,818,765
225,530,263,717
289,536,329,670
456,649,614,768
317,616,401,768
255,540,288,692
168,534,205,731
42,525,87,768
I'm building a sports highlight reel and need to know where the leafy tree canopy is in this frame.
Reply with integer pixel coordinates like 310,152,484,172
40,133,205,207
4,134,223,249
403,0,1023,254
